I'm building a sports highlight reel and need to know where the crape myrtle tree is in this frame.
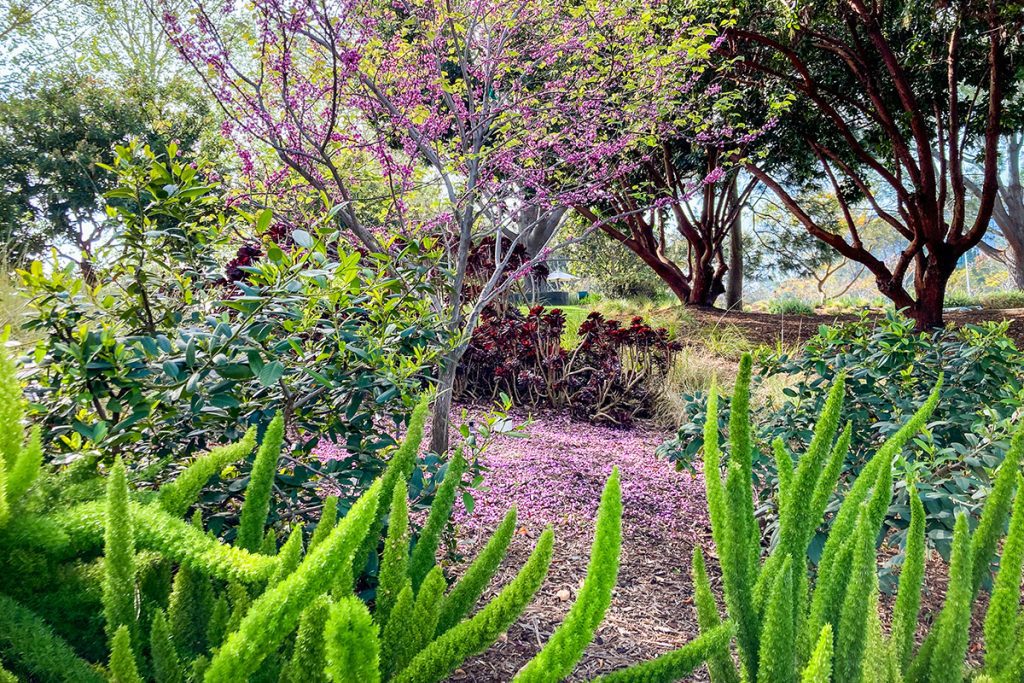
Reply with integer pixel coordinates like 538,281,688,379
726,0,1021,328
156,0,727,453
576,143,760,308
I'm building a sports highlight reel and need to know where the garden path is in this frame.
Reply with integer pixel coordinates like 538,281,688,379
445,411,716,681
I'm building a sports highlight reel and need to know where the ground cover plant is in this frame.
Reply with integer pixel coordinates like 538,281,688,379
670,352,1024,682
663,313,1024,561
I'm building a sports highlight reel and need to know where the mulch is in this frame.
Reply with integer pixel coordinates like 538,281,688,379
443,415,714,681
439,408,998,682
678,306,1024,348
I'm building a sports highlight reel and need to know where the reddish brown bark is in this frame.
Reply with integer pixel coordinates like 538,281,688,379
729,1,1015,329
577,146,750,309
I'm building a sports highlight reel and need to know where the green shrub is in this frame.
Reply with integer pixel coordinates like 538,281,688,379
764,297,816,315
19,142,445,533
663,312,1024,563
681,352,1024,682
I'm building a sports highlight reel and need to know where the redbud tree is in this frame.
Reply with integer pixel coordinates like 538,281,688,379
157,0,727,453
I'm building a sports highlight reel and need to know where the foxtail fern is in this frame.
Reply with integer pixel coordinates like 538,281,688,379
324,596,380,683
514,468,623,682
108,626,141,683
103,458,137,645
236,413,285,552
205,478,381,682
157,428,257,516
408,450,466,590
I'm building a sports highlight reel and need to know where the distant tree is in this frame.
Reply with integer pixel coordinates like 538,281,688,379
563,218,670,301
973,132,1024,288
728,0,1022,328
576,145,759,308
746,191,881,305
0,69,211,272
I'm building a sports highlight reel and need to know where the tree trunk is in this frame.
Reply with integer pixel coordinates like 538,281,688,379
909,254,957,330
428,348,463,456
725,182,743,310
689,260,724,307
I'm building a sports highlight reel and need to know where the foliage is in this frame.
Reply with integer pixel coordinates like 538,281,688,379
0,342,725,681
685,351,1024,682
565,227,669,301
460,306,680,426
513,469,622,682
0,69,211,267
19,143,444,529
662,313,1024,561
944,290,1024,310
763,298,815,316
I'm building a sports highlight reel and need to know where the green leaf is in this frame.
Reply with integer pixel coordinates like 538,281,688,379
256,361,285,387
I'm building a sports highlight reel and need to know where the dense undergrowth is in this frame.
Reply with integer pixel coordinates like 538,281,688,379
663,313,1024,564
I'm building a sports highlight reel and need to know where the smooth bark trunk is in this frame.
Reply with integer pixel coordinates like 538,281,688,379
428,348,464,456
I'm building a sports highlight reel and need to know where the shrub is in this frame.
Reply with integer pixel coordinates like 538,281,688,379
662,312,1024,562
1,343,731,682
459,306,680,426
662,352,1024,682
764,297,816,315
19,143,444,531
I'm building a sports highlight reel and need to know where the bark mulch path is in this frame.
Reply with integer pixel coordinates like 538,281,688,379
680,306,1024,348
444,413,715,682
439,410,991,681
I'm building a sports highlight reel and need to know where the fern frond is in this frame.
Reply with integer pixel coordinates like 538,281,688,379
204,478,381,683
0,594,104,683
409,450,466,591
514,468,623,682
103,458,137,644
376,481,410,629
324,596,380,683
590,622,735,683
236,414,285,552
108,625,141,683
435,507,517,637
983,474,1024,677
157,428,257,517
393,527,554,683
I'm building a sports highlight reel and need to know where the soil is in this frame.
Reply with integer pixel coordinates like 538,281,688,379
677,306,1024,348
